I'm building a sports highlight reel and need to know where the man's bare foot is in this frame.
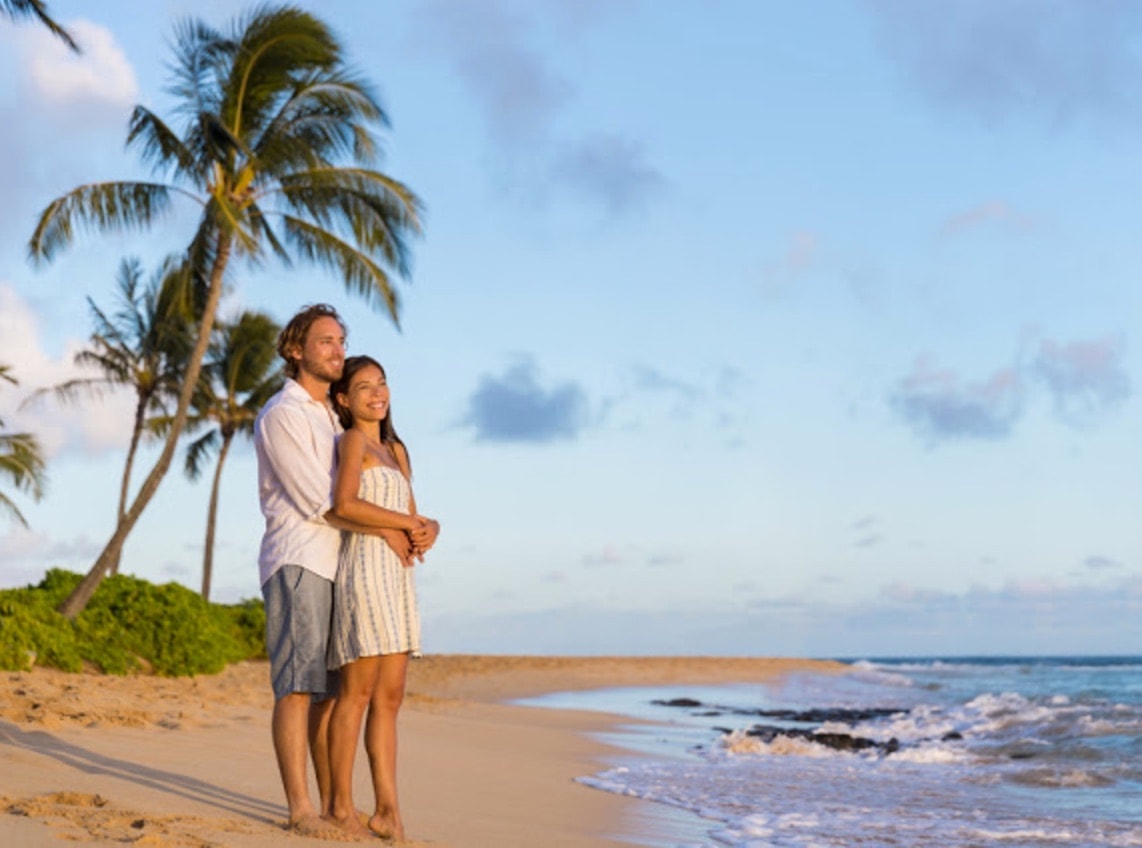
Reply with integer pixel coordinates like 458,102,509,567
289,813,340,837
325,810,374,840
367,812,404,841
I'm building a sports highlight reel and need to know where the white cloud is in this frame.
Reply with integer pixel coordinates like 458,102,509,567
22,19,137,108
0,282,135,457
0,525,100,587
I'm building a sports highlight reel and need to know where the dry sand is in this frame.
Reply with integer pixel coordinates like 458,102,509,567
0,655,846,847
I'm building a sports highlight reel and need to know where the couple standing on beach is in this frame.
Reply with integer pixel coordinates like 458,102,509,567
254,303,440,840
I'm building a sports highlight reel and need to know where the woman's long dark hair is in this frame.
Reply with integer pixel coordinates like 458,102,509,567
330,355,410,473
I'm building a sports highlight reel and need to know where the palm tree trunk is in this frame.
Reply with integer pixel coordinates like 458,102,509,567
58,235,233,619
201,432,232,601
109,391,148,576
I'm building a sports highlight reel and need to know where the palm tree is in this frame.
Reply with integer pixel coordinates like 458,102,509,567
0,365,47,527
29,5,422,618
25,256,193,574
167,310,283,600
1,0,78,51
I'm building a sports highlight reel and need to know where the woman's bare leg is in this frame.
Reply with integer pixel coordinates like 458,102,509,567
326,656,382,836
364,652,409,839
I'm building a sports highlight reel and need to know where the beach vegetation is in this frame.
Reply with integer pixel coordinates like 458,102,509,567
150,310,283,601
28,5,421,618
0,569,266,676
0,364,47,528
23,257,194,574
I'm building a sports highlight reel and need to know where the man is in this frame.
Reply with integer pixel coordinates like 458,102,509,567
254,303,426,832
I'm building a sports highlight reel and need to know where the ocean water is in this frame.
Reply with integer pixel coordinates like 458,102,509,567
520,657,1142,847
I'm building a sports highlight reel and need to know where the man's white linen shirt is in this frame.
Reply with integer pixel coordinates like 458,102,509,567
254,378,343,586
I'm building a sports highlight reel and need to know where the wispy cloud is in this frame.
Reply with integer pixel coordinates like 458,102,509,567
1083,554,1123,570
1032,335,1130,424
890,332,1130,443
416,0,571,147
550,134,665,214
413,0,664,215
583,544,627,567
601,362,748,445
938,200,1037,239
761,231,820,291
890,356,1024,443
867,0,1142,128
462,356,588,443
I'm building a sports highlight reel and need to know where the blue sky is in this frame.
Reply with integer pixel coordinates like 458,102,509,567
1,0,1140,658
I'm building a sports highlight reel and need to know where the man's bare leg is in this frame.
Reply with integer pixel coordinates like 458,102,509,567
272,692,324,831
326,657,382,838
308,694,337,817
364,652,409,840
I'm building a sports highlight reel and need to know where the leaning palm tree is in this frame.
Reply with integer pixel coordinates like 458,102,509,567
25,256,193,574
0,365,48,527
1,0,78,51
159,310,282,600
30,5,422,618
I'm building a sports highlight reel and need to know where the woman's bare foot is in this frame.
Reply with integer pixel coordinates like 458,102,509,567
367,811,404,841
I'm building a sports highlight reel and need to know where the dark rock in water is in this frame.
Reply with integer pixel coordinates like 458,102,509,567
753,707,903,723
655,697,953,760
649,698,902,725
811,732,881,753
738,724,896,756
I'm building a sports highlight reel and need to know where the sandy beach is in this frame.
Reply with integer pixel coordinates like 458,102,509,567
0,655,846,846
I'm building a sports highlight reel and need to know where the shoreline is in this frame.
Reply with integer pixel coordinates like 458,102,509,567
0,655,847,846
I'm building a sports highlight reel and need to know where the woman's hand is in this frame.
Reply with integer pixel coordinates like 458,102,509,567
379,528,414,567
409,517,440,560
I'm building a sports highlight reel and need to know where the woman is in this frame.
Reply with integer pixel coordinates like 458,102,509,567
324,355,440,839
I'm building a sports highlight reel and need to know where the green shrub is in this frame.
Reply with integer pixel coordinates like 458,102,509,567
0,582,84,672
0,569,266,676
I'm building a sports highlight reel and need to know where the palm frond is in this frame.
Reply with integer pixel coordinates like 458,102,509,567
254,75,385,169
0,430,47,523
167,15,228,123
22,375,120,409
224,6,342,142
246,201,290,262
184,429,220,481
127,106,203,183
275,167,421,272
1,0,78,52
280,215,401,322
29,182,176,262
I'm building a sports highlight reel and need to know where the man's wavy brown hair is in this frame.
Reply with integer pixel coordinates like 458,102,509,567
276,303,346,379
